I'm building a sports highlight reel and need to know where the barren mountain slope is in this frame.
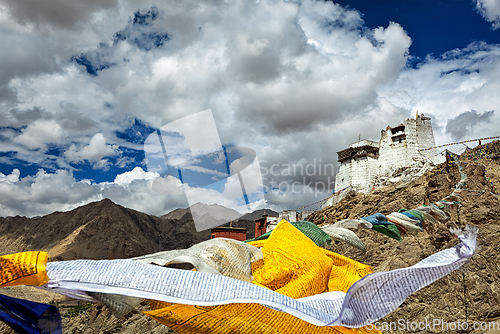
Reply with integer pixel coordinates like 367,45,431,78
0,198,211,260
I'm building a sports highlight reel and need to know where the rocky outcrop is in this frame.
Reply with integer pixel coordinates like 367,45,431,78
307,141,500,333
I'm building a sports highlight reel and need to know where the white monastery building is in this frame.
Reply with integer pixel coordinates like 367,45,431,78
334,114,439,193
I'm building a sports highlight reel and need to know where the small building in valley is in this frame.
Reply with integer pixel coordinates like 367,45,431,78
211,227,247,241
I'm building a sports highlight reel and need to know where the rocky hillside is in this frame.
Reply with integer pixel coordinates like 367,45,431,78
306,141,500,333
0,198,212,260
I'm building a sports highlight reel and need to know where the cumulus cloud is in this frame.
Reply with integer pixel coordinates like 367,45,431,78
13,119,65,150
64,133,119,168
2,0,118,29
379,42,500,147
0,168,20,184
0,166,266,218
3,0,500,214
114,166,158,186
446,110,494,140
476,0,500,29
3,0,411,135
231,3,411,133
0,167,182,217
0,168,101,217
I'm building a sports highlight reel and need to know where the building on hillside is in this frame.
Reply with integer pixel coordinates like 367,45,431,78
265,213,279,232
278,210,297,223
254,215,267,238
252,212,280,236
277,210,313,225
211,227,247,241
298,211,313,221
334,114,439,194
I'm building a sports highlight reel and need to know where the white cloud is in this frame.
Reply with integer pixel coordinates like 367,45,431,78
92,159,113,171
0,167,177,217
114,166,158,186
476,0,500,29
64,133,119,167
0,166,265,218
4,0,412,136
13,119,65,150
0,168,20,184
2,0,500,214
115,156,136,168
0,169,101,217
379,43,500,146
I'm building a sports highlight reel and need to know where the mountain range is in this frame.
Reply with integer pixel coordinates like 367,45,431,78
235,208,279,221
0,200,274,260
0,199,212,260
161,202,242,226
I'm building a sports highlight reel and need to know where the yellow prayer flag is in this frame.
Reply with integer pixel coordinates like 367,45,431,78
145,222,380,334
0,251,49,287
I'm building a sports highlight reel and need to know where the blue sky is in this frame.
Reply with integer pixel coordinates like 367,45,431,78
0,0,499,217
334,0,500,62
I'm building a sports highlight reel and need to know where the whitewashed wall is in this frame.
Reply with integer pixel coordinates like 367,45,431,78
299,211,313,221
416,116,439,164
332,116,439,196
279,210,297,223
266,216,279,232
335,160,352,191
350,156,378,192
321,186,352,209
